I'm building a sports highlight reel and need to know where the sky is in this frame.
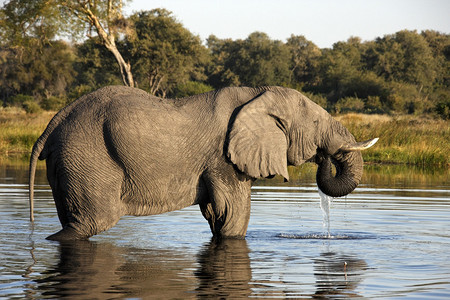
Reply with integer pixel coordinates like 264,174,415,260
125,0,450,48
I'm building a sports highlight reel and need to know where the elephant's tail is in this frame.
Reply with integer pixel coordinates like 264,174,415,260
29,138,44,222
29,125,57,222
28,100,79,222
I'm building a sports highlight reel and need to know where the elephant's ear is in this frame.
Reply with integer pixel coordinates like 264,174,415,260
227,91,290,181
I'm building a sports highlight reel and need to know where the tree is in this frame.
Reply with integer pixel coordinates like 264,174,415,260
72,37,122,94
366,30,438,88
286,35,321,88
207,32,291,88
0,40,76,106
316,37,365,102
125,9,209,97
206,35,242,88
0,0,134,87
239,32,291,87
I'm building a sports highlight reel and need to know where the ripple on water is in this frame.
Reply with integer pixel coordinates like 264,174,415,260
276,232,378,240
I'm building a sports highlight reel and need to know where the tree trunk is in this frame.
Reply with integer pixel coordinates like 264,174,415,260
73,2,135,87
105,43,134,87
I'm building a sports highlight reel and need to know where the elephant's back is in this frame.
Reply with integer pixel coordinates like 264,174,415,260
39,86,158,158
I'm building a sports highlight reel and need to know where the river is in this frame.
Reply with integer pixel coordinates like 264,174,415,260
0,162,449,299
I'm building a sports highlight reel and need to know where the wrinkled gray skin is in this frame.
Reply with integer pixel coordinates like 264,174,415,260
29,86,376,241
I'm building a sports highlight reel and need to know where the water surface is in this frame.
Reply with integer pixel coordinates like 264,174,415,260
1,163,449,298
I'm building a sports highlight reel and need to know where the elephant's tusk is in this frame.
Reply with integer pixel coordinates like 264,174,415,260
340,138,379,152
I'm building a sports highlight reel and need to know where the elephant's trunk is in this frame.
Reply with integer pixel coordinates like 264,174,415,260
316,150,363,198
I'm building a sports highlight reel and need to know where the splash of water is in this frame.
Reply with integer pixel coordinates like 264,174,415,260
318,188,334,238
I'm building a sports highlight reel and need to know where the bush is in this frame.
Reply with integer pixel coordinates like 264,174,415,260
385,82,420,113
22,100,41,114
40,96,67,111
6,94,34,107
364,96,385,113
431,88,450,120
171,81,214,98
334,96,365,113
68,84,95,102
436,99,450,120
302,91,327,109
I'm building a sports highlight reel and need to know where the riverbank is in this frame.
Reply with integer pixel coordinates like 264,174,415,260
1,108,449,167
336,113,449,167
0,108,54,163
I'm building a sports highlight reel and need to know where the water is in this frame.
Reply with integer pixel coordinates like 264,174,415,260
1,163,449,299
318,188,333,238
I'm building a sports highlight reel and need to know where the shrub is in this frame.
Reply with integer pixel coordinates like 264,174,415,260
436,99,450,120
334,96,365,113
40,96,67,111
385,82,420,113
364,96,385,113
68,84,95,102
22,100,41,114
302,91,327,109
6,94,34,107
171,81,214,98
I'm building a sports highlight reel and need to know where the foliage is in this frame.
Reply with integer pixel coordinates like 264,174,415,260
0,40,75,106
286,35,322,88
125,9,209,97
0,2,448,119
0,0,134,87
338,114,450,167
207,32,291,87
335,97,365,114
171,81,214,98
73,37,122,92
40,96,66,111
5,94,33,107
22,100,41,113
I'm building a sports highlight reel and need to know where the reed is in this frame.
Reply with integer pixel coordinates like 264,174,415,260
0,108,54,162
337,113,450,167
1,109,448,167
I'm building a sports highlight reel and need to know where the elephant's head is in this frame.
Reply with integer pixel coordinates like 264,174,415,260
226,88,378,197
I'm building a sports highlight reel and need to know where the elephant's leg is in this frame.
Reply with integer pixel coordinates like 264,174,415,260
47,191,124,241
46,225,88,241
200,172,252,239
46,190,124,241
46,158,124,241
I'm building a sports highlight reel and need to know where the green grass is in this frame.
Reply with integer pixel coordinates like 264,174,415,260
0,107,54,163
1,108,449,167
337,113,450,167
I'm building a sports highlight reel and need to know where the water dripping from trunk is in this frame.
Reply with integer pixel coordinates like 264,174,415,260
318,187,334,238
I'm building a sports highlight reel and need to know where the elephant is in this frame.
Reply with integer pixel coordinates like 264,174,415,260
29,85,377,241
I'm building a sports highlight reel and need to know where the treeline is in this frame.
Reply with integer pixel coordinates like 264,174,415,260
1,8,449,118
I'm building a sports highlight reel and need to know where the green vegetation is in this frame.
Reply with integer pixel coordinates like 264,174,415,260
1,2,449,118
0,108,54,162
0,1,449,167
337,114,449,167
1,108,448,167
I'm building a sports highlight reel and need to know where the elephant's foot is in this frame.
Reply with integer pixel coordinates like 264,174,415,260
46,225,90,241
213,231,246,240
214,220,249,239
200,199,250,239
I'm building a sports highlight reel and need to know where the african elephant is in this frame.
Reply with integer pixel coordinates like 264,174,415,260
29,86,377,240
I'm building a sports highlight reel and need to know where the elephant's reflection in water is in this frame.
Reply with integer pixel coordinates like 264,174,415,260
34,239,251,299
33,239,367,298
35,241,197,298
195,238,252,298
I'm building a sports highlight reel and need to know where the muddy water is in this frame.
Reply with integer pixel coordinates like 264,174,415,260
0,163,449,298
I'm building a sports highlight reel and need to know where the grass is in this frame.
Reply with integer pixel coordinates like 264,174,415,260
1,108,448,167
0,107,55,163
337,113,450,167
